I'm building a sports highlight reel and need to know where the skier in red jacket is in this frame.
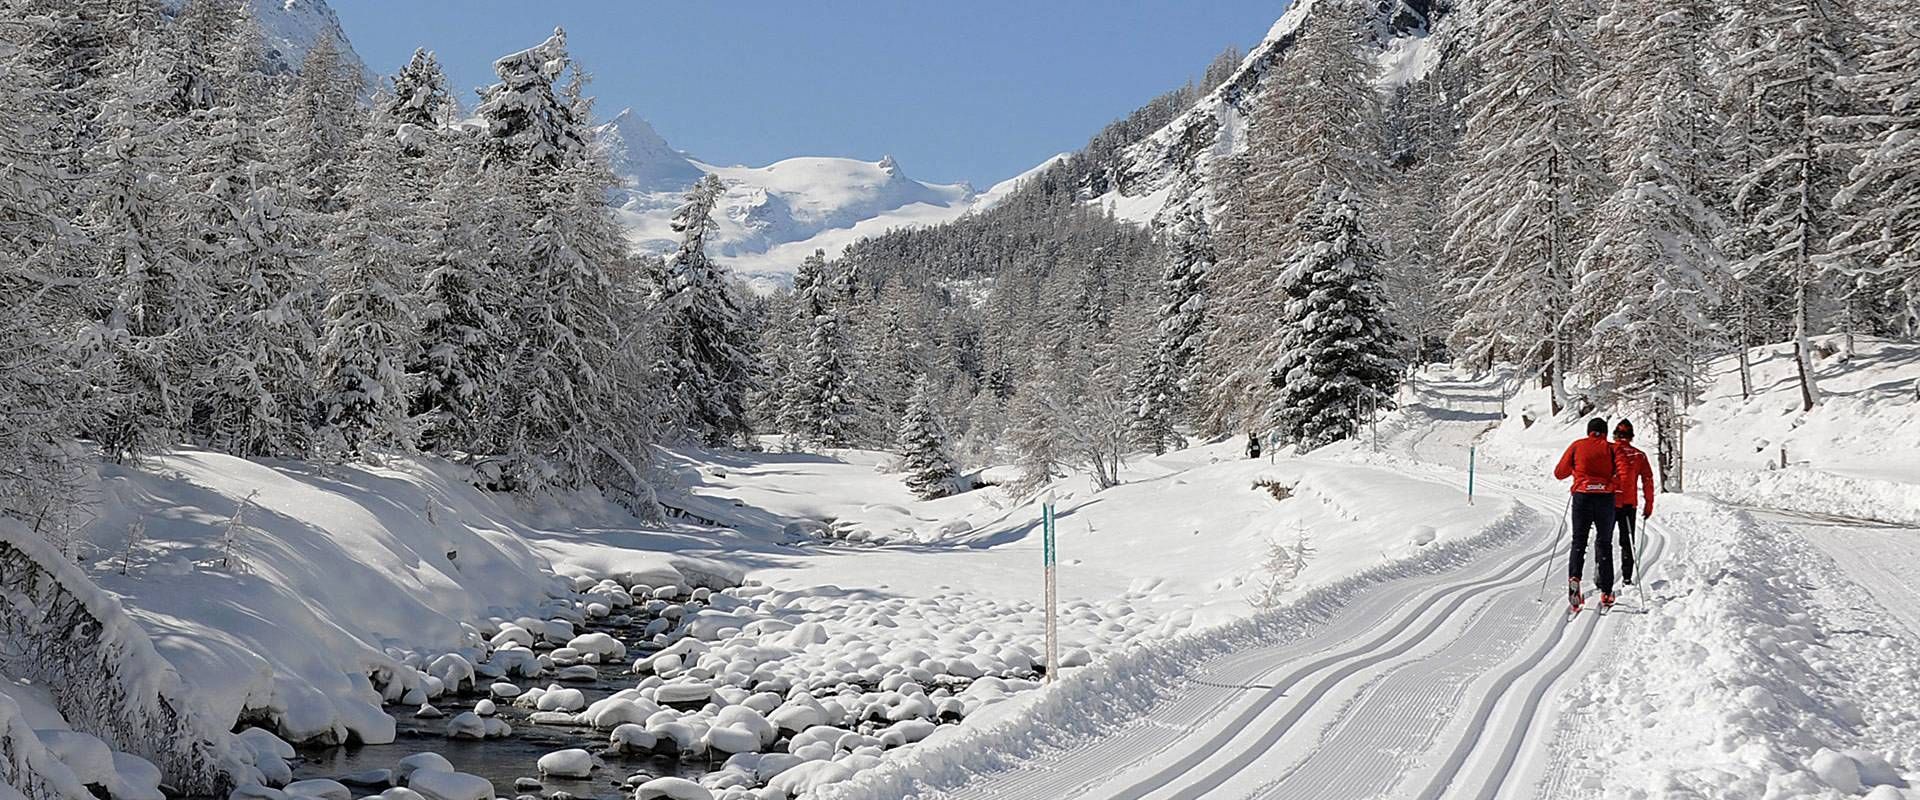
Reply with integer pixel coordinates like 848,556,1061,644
1611,419,1656,586
1554,418,1617,611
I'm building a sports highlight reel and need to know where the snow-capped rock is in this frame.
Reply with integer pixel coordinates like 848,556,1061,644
632,776,711,800
403,770,492,800
535,748,595,778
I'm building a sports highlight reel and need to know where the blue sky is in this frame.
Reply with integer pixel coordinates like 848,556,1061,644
328,1,1287,186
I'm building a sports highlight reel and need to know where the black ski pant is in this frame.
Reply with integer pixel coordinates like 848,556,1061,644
1568,492,1617,594
1615,505,1638,584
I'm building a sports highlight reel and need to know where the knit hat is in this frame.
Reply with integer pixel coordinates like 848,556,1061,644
1587,418,1608,436
1614,419,1635,439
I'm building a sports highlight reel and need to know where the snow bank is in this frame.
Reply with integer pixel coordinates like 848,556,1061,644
1473,336,1920,525
0,691,91,800
1684,337,1920,524
0,519,247,795
1691,467,1920,526
76,451,727,749
1553,498,1920,797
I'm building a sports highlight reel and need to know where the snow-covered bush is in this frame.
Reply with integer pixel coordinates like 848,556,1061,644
0,521,247,795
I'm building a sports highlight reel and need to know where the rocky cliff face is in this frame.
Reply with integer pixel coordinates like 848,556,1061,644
1097,0,1462,224
162,0,369,79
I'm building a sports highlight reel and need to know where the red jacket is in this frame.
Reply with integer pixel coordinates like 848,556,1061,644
1554,433,1616,495
1613,442,1655,514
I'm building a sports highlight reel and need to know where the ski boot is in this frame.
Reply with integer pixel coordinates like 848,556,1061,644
1567,578,1584,615
1600,592,1617,612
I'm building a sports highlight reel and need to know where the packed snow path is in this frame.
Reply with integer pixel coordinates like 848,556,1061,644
1748,507,1920,638
941,377,1671,800
939,501,1668,799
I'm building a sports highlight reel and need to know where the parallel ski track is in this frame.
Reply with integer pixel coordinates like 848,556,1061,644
1407,478,1672,800
942,525,1555,800
945,462,1669,800
1242,579,1542,799
1137,481,1664,800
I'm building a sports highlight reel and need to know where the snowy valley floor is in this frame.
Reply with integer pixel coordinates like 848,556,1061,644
6,338,1918,800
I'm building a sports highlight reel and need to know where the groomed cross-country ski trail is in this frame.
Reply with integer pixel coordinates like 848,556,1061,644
820,372,1679,800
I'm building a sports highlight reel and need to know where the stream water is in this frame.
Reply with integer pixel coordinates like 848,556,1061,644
281,578,1011,799
290,609,706,799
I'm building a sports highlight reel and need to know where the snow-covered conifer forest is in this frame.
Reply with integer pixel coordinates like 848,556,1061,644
2,0,1918,799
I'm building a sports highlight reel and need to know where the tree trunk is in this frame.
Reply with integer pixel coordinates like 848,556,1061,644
1736,301,1754,400
1781,337,1812,414
1655,393,1683,493
1737,342,1753,401
1547,348,1566,416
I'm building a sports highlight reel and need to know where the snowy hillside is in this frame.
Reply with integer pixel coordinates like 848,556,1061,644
161,0,368,78
600,109,1065,288
1096,0,1453,224
1474,336,1920,525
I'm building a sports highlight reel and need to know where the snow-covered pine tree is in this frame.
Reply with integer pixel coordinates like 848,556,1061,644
1266,186,1405,451
1062,349,1134,490
1832,18,1920,335
654,173,757,446
849,284,926,441
158,0,237,116
1379,74,1462,369
80,26,198,460
411,140,508,454
1199,0,1385,436
386,48,453,140
1005,357,1064,496
183,14,322,458
1576,0,1725,492
1131,198,1209,455
275,34,363,214
897,377,958,500
751,289,800,437
315,110,421,460
1191,153,1266,436
14,0,151,184
1446,0,1606,413
0,20,91,522
479,45,630,493
780,249,856,449
1725,0,1867,411
1711,0,1780,399
473,28,585,173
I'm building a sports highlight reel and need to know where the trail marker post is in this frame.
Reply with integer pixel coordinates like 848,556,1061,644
1468,447,1476,505
1042,492,1058,684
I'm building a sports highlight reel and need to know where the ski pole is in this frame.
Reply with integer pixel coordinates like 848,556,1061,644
1635,513,1646,589
1538,495,1573,601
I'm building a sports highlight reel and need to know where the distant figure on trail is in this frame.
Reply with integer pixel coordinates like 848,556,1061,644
1246,433,1262,460
1554,417,1618,612
1610,419,1655,586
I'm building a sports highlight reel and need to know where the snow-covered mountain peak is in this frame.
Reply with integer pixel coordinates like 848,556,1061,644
597,109,706,195
604,120,1055,288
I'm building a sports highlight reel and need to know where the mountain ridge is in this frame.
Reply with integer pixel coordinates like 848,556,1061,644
598,108,1063,288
